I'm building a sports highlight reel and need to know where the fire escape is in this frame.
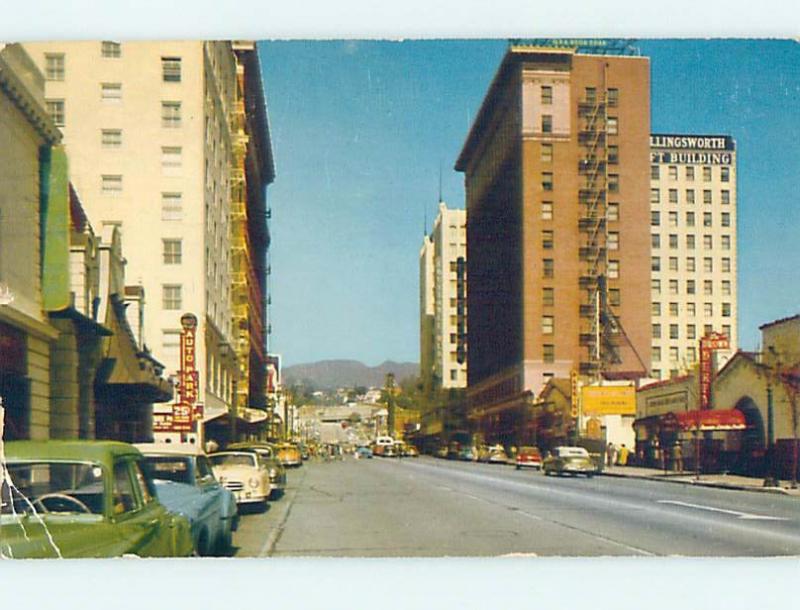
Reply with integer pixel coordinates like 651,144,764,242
577,83,619,377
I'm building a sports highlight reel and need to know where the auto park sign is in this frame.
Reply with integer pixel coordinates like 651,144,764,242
154,313,199,433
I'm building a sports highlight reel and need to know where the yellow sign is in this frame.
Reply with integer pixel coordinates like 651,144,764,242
581,385,636,415
570,370,579,418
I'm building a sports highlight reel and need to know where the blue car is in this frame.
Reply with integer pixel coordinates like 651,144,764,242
355,446,373,459
136,443,238,556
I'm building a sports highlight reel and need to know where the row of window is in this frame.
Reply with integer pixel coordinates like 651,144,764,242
652,276,733,295
542,231,620,251
45,100,183,129
652,233,732,251
651,188,731,205
651,210,732,228
651,256,734,275
541,258,620,279
652,298,733,318
651,164,730,182
539,86,619,107
45,51,182,82
653,346,698,364
653,317,732,340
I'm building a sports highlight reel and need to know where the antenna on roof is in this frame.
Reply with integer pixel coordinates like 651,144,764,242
438,161,443,204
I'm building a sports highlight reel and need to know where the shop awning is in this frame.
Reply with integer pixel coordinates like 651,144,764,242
676,409,746,432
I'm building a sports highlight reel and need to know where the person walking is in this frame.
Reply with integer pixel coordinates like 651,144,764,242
606,442,617,468
617,443,630,466
673,441,684,472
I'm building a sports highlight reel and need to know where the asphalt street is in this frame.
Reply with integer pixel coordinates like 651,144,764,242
233,456,800,557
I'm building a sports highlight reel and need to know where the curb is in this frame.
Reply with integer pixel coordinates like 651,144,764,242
599,470,794,496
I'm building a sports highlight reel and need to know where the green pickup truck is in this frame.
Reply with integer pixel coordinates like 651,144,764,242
1,440,194,558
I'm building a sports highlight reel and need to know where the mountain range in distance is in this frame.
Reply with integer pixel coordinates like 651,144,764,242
282,359,418,390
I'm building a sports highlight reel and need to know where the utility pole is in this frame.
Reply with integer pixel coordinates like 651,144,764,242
385,373,396,438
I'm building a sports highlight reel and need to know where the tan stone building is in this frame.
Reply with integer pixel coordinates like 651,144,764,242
22,41,274,443
649,134,737,379
455,42,651,445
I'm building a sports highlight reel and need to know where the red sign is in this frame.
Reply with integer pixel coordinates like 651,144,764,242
699,332,729,410
676,409,746,432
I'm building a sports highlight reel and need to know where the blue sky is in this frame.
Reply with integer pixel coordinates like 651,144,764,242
259,40,800,367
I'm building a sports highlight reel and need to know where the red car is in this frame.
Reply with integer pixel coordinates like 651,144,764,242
515,446,543,471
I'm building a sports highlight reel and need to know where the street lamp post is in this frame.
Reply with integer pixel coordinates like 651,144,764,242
764,384,778,487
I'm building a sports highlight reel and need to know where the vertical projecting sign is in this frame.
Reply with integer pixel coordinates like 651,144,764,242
174,312,199,432
699,331,729,410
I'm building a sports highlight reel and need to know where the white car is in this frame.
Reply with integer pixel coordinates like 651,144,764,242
209,451,271,508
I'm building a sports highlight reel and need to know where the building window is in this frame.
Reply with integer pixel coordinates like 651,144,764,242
607,88,619,107
652,234,661,249
722,235,731,250
722,257,731,272
652,324,661,339
723,324,732,338
686,189,695,205
650,188,660,204
703,166,712,182
607,116,618,135
704,324,714,336
668,211,678,227
703,257,713,273
46,99,65,127
669,279,679,295
704,302,713,317
542,316,554,334
543,259,554,278
608,260,619,279
668,166,678,180
162,239,182,264
609,288,620,306
652,347,661,363
161,329,180,359
543,344,555,363
703,212,713,227
686,279,696,295
651,257,661,272
541,85,553,104
585,87,596,103
542,172,553,191
669,189,678,204
721,167,730,182
161,192,183,221
651,279,661,295
541,143,553,163
703,235,713,250
607,203,619,222
670,346,680,363
101,174,122,194
541,115,553,133
162,285,182,310
687,324,696,340
722,280,731,296
651,302,661,316
704,280,713,296
703,190,712,205
101,82,122,102
542,230,554,249
721,212,730,227
686,166,695,181
162,57,182,82
686,257,696,272
670,324,679,340
721,190,730,205
669,257,678,272
101,129,122,148
669,234,678,249
669,302,679,317
608,174,619,193
541,201,553,220
161,146,182,173
607,145,619,165
608,232,619,250
45,53,65,80
450,333,457,344
161,101,182,128
686,212,695,227
687,303,696,317
542,287,554,306
651,211,660,227
651,165,660,180
101,41,121,58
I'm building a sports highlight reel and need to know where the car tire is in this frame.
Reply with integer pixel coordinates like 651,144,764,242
216,522,233,556
515,465,520,470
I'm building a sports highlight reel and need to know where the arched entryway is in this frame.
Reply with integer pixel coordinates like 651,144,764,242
734,396,765,476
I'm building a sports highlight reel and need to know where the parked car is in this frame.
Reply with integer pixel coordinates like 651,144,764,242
355,446,373,459
274,442,303,467
226,442,287,498
403,444,420,457
372,436,395,457
543,446,597,477
458,446,476,461
435,445,449,459
135,442,238,556
515,446,543,470
208,451,271,509
0,440,194,558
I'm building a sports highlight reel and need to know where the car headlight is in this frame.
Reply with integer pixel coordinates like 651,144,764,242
269,468,278,479
249,477,260,488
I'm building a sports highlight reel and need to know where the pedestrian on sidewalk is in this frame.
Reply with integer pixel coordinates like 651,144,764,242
673,441,684,472
606,442,617,468
617,444,629,466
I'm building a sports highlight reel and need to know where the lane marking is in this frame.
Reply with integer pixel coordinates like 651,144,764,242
657,500,789,521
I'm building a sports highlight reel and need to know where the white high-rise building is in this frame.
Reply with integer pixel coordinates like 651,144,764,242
419,202,467,390
649,133,738,379
23,41,275,439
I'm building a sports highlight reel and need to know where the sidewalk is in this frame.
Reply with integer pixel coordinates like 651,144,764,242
600,464,800,497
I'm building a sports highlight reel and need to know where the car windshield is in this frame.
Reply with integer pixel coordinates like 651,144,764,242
209,453,256,468
1,461,105,515
519,447,539,455
142,456,192,484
